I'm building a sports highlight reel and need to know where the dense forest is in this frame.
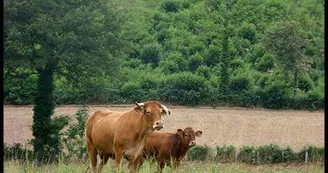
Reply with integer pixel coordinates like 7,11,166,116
4,0,324,110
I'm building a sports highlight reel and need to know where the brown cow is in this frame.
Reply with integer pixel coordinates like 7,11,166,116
139,127,202,172
85,101,171,173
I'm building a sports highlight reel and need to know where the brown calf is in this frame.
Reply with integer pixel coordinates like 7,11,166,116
140,127,202,171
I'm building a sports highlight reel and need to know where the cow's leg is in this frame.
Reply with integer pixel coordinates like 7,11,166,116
157,161,165,173
98,155,110,172
135,153,145,169
86,141,97,173
114,148,123,170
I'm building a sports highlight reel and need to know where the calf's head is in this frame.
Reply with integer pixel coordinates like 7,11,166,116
177,127,202,147
135,101,171,131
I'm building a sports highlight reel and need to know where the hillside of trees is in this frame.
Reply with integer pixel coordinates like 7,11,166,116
4,0,324,110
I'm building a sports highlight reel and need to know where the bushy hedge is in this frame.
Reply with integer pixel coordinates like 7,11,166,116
158,72,211,105
186,145,210,161
4,143,34,161
186,144,324,164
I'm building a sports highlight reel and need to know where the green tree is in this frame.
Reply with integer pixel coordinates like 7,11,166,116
4,0,122,162
262,21,309,96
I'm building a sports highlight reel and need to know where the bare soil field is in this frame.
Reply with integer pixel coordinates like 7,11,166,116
4,105,324,151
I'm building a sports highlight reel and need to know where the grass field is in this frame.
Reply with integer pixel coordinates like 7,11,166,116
4,159,324,173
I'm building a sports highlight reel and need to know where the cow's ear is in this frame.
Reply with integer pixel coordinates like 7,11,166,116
134,102,144,112
195,130,203,137
176,129,183,135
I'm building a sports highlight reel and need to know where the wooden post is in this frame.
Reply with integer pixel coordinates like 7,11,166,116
235,151,238,163
305,151,308,163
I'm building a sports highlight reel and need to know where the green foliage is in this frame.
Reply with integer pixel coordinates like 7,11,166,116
255,54,275,72
188,53,204,72
4,0,324,110
120,82,144,103
238,146,258,165
4,143,34,161
215,145,236,163
262,20,309,90
32,59,65,163
158,72,210,105
237,23,257,45
298,73,314,92
62,106,89,162
161,1,181,13
262,82,289,109
187,145,210,161
257,144,286,164
230,76,251,93
140,43,162,67
296,146,325,163
4,73,38,105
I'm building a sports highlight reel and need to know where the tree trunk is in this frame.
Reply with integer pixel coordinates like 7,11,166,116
32,57,59,162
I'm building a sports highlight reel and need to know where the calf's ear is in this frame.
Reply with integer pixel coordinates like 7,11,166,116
176,129,183,135
195,130,203,137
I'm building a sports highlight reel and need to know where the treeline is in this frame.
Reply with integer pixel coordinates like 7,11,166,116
4,0,324,110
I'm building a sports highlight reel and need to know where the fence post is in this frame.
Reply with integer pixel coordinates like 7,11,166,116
235,150,238,163
82,153,86,162
305,151,308,163
257,150,260,164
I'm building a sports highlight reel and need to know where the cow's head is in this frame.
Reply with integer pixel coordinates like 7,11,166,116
135,101,171,131
177,127,202,147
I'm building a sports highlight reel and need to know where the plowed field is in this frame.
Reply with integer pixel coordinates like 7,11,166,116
4,105,324,151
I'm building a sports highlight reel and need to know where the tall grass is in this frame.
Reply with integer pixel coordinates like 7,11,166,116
4,160,324,173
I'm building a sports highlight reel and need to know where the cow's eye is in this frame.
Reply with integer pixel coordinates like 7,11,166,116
184,134,188,137
146,110,151,115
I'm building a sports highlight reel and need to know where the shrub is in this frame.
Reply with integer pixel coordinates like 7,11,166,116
4,143,34,161
158,72,210,105
256,54,275,72
4,74,38,105
298,73,314,92
257,144,284,164
120,82,144,103
188,53,203,72
281,147,295,163
62,106,89,162
230,76,251,93
140,44,162,67
187,145,210,161
296,146,324,163
262,82,289,109
215,145,236,163
238,146,258,165
161,1,180,13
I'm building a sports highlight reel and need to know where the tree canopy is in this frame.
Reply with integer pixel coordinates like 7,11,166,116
4,0,324,110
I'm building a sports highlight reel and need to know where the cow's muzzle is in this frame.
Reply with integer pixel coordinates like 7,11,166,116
189,141,196,147
153,121,163,130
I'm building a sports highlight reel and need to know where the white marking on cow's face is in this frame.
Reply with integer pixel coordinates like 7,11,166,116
141,102,166,131
153,120,163,130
